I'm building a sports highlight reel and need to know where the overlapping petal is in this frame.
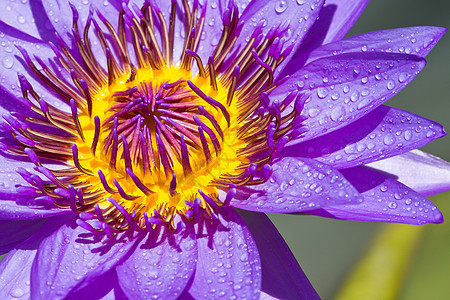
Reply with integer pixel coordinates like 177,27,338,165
0,218,45,254
0,216,70,299
187,207,261,299
67,270,128,300
298,26,446,67
233,0,324,78
282,105,446,168
308,167,444,224
238,210,320,299
31,218,138,299
232,157,362,213
272,52,426,145
0,0,57,42
116,224,197,299
290,0,370,61
368,150,450,197
0,23,56,108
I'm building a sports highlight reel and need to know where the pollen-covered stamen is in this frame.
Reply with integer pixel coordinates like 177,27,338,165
98,169,118,194
72,144,92,175
91,116,101,155
126,168,154,195
198,126,211,162
70,99,85,142
185,50,207,78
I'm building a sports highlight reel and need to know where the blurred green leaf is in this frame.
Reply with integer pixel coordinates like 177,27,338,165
333,192,450,300
333,219,426,300
399,192,450,300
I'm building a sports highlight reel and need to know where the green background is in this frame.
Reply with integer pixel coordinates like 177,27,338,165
269,0,450,298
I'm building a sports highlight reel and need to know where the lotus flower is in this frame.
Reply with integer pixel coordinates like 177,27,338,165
0,0,448,299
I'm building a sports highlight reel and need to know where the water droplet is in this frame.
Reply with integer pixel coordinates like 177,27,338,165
361,45,368,52
383,133,395,145
387,80,395,90
308,108,320,117
2,56,13,69
404,130,412,141
398,72,408,83
330,106,345,122
388,202,397,209
330,92,340,101
296,0,306,4
17,15,26,24
317,87,328,99
275,1,288,14
350,91,359,102
10,288,25,298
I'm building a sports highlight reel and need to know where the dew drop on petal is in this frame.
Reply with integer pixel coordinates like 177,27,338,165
387,80,395,90
274,1,288,14
308,108,320,117
10,288,25,298
398,72,408,83
17,15,26,24
330,106,345,122
404,129,412,140
383,133,395,145
317,87,328,99
2,56,13,69
388,202,398,209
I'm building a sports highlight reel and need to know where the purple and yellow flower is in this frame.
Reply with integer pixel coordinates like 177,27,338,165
0,0,449,298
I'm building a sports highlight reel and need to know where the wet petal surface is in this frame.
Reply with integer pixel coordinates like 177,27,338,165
308,167,443,224
116,224,197,299
187,207,261,299
232,157,362,213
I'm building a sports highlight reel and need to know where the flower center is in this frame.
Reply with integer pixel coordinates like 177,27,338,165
5,1,304,233
74,66,244,223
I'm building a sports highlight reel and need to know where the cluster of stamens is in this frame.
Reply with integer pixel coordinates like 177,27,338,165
2,0,306,233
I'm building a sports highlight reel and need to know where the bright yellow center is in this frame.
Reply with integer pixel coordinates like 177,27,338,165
75,66,246,217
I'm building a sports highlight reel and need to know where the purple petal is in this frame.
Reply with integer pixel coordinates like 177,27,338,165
0,218,45,255
298,26,447,67
41,0,125,42
0,154,68,220
0,191,69,221
319,0,370,43
237,210,320,299
0,216,70,300
282,105,446,168
187,207,261,299
367,150,450,197
0,0,57,41
271,52,426,145
31,218,139,299
307,167,443,225
290,0,369,60
0,244,35,300
116,223,197,299
236,0,324,78
231,157,361,213
68,270,128,300
0,22,66,110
